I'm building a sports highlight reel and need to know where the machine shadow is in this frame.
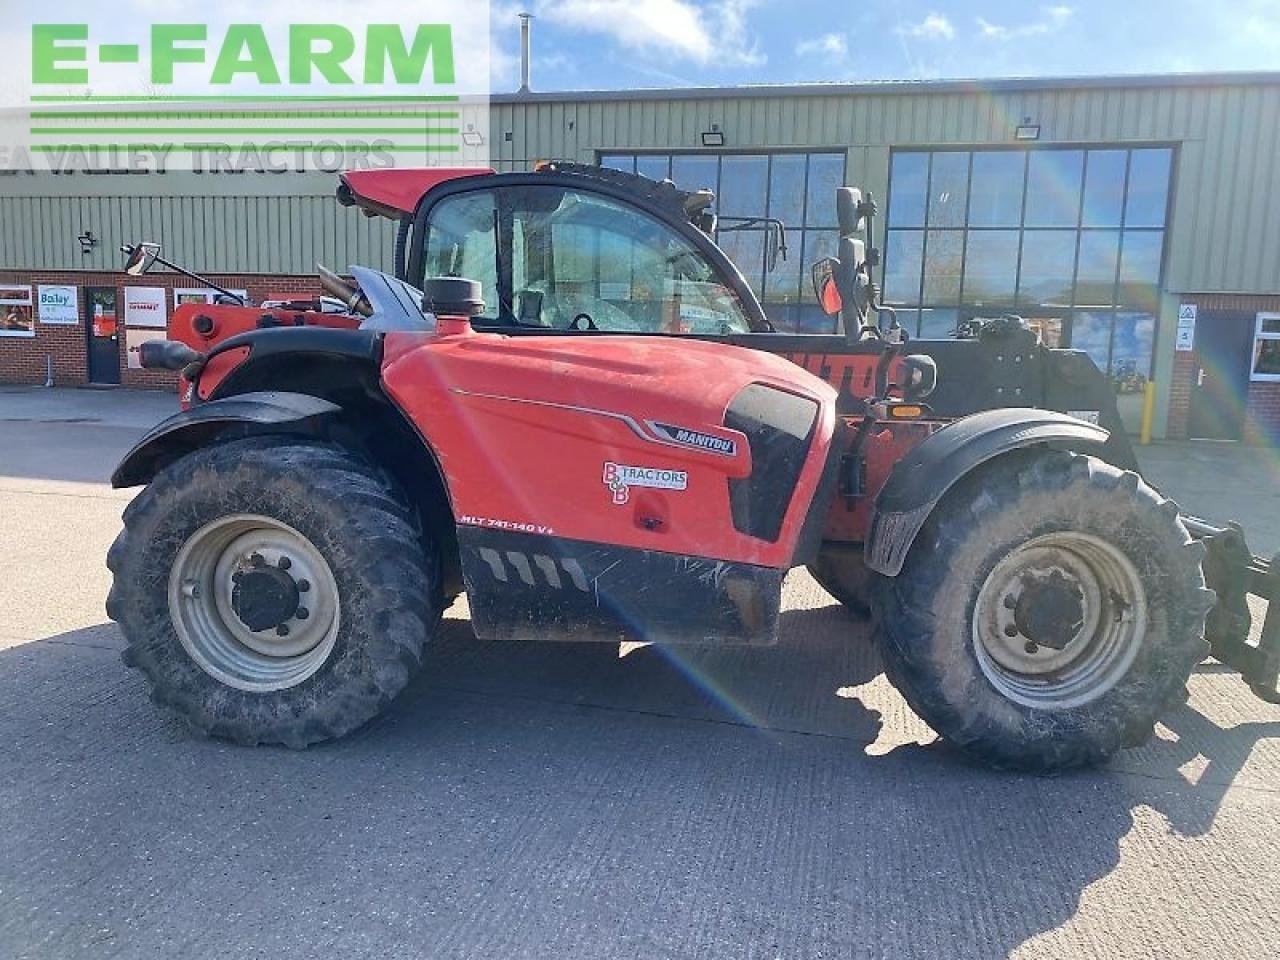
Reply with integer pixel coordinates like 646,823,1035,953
4,617,1278,959
401,599,890,743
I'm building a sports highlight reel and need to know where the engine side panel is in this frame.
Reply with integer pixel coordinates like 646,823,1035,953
379,331,839,573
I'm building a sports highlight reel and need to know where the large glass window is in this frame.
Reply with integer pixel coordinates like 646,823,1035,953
884,146,1173,403
599,150,848,331
1254,313,1280,381
968,152,1025,227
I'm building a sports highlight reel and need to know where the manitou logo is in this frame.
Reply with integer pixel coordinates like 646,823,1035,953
650,422,737,457
602,462,688,506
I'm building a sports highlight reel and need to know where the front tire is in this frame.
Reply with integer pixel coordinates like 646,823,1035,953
869,449,1211,771
107,437,438,747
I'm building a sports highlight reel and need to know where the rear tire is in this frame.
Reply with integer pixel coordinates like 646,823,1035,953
869,449,1211,771
107,437,438,747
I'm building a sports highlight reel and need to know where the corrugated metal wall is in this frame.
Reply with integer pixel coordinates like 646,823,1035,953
490,79,1280,295
2,77,1278,293
0,173,397,275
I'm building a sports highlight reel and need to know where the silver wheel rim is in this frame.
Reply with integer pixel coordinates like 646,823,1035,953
168,514,340,693
972,532,1147,710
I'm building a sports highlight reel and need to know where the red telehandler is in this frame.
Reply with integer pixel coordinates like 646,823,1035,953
106,162,1277,771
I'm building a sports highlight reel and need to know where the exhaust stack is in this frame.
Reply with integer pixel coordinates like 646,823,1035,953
519,13,533,93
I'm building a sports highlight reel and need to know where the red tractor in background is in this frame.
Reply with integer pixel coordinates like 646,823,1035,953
106,162,1278,771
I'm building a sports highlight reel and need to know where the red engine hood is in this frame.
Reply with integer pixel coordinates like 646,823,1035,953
337,167,495,220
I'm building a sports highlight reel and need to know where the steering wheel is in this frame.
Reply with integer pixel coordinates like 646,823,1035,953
531,287,635,331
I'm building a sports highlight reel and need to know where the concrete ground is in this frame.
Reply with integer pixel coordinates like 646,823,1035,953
1,386,1277,960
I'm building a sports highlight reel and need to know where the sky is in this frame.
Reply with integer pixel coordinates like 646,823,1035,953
490,0,1280,92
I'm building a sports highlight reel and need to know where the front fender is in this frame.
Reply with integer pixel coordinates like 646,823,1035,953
112,391,342,488
864,408,1111,577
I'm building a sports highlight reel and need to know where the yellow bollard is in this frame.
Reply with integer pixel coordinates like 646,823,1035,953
1140,380,1156,445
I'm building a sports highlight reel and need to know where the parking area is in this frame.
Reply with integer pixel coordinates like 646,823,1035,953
1,386,1277,959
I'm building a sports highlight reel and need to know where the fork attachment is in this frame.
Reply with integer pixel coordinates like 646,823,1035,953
1184,516,1280,704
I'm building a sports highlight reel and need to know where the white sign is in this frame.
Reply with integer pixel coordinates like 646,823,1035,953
602,462,688,506
125,329,168,370
1176,303,1197,352
124,286,168,329
174,287,248,308
37,284,79,325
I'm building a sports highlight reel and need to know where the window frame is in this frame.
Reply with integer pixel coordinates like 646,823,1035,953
882,142,1175,364
1253,312,1280,382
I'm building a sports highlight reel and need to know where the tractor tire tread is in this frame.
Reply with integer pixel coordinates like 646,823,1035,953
107,436,439,748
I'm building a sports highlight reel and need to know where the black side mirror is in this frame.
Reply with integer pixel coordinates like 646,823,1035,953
122,242,160,276
835,187,866,235
900,354,938,402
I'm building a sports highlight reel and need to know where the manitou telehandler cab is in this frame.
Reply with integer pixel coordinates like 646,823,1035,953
107,163,1278,771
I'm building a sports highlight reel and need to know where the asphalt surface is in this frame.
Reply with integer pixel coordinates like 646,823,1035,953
1,387,1278,960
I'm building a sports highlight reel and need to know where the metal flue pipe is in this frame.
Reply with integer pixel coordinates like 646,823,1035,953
519,13,533,93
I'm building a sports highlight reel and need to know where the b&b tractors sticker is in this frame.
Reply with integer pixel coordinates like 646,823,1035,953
603,463,688,505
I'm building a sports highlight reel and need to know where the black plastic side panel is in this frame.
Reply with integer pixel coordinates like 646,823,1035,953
111,391,341,488
865,408,1112,577
723,384,819,543
459,527,784,644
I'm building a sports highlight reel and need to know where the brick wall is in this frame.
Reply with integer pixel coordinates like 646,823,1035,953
1166,350,1195,440
1247,381,1280,445
0,270,321,391
1166,293,1280,445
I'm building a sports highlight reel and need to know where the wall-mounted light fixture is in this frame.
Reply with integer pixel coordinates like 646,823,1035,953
77,230,97,254
461,125,485,147
701,125,725,148
1014,116,1040,141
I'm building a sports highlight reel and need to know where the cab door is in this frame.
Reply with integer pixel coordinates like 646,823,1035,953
412,176,767,334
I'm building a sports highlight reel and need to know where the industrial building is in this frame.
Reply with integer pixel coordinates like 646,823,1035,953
1,71,1278,443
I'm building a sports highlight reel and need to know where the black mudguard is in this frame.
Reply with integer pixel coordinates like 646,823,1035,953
112,391,342,488
864,408,1111,577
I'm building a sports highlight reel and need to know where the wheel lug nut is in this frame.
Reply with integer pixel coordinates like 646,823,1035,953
297,579,310,592
296,607,309,620
276,624,290,637
1003,625,1018,637
181,579,200,599
1003,594,1017,609
278,556,291,571
249,552,264,566
1024,641,1039,654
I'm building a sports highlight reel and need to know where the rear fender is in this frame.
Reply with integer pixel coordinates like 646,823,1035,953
864,408,1111,576
111,391,341,488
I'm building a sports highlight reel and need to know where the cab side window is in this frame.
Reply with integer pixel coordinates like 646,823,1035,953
508,187,751,334
422,190,501,322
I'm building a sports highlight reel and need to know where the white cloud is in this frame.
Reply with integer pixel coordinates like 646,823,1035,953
978,5,1073,41
901,14,956,41
795,32,848,57
538,0,766,67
